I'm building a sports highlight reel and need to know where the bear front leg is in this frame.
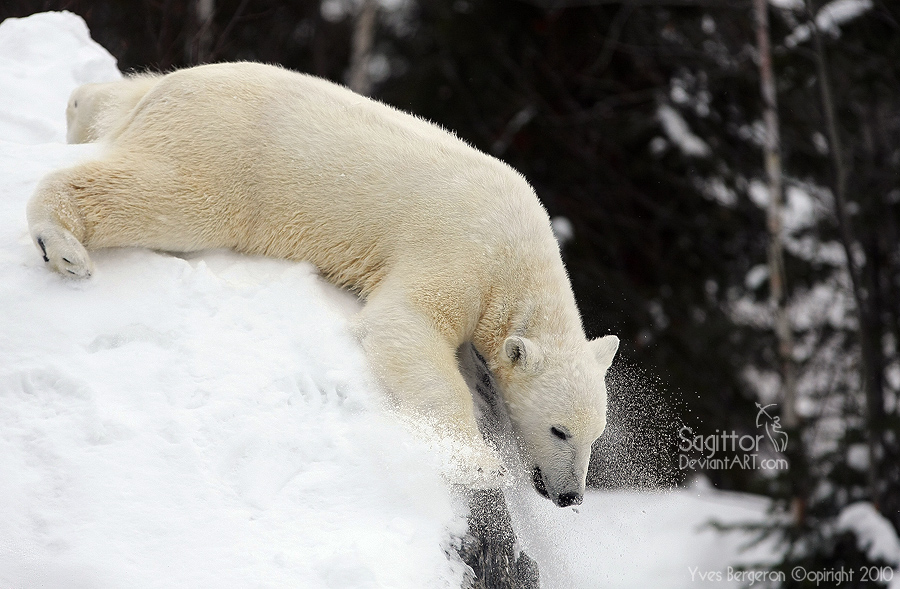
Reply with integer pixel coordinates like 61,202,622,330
354,289,504,489
26,168,94,278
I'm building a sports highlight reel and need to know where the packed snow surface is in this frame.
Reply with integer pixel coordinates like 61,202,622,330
1,11,779,588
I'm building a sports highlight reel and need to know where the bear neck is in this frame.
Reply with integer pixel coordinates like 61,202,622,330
472,248,585,379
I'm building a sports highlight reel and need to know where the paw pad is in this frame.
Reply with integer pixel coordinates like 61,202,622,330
31,224,94,278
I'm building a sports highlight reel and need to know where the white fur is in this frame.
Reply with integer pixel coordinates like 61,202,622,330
28,62,619,504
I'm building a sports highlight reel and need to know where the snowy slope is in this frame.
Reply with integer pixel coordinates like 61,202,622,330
0,11,779,589
0,12,466,589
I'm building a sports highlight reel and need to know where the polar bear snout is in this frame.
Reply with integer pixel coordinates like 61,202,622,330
533,466,584,507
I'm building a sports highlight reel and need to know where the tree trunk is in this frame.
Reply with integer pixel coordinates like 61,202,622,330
753,0,796,429
457,345,541,588
348,0,378,96
754,0,806,526
805,0,883,509
186,0,215,65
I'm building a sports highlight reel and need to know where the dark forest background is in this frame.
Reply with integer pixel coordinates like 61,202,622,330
3,0,900,582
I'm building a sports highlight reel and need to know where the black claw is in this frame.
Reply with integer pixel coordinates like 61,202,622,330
62,257,72,264
36,237,49,262
66,269,76,275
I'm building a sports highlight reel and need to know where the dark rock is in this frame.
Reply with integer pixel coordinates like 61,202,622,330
455,344,541,589
457,488,540,589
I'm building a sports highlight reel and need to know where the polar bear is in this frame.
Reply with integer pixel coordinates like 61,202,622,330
66,73,162,143
27,62,619,507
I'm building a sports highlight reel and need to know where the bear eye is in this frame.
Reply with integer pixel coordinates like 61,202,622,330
550,426,569,441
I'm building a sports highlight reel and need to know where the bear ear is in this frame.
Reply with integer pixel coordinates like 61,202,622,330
504,336,542,370
591,335,619,370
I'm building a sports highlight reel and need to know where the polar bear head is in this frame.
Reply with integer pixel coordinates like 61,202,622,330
498,334,619,507
66,82,116,144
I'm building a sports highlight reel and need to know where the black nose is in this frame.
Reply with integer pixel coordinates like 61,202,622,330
557,492,582,507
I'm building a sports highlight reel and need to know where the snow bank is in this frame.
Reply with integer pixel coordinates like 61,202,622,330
0,12,120,144
0,11,780,589
0,12,465,589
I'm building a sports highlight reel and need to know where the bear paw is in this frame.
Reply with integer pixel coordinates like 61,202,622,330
445,441,506,490
470,457,508,490
31,224,94,278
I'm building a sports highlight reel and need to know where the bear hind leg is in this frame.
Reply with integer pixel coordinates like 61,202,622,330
26,169,94,278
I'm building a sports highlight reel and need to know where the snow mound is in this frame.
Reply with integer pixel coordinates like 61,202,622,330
0,11,120,145
0,11,465,589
